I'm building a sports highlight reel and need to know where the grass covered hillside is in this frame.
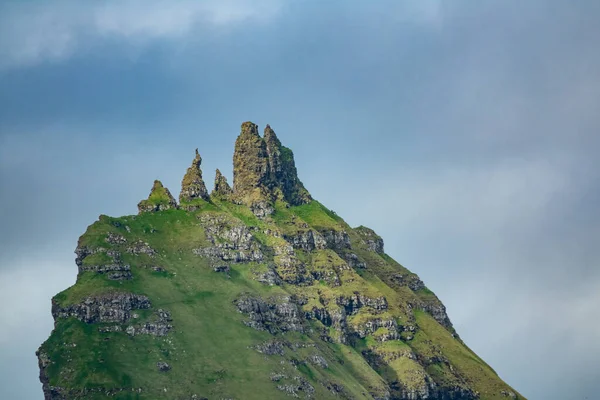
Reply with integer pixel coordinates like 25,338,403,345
38,122,524,400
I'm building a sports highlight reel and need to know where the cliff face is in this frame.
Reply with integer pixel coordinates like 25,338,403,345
37,122,523,400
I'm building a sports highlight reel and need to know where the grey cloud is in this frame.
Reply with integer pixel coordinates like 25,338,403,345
0,0,283,69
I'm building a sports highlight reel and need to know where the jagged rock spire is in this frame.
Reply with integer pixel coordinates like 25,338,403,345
232,122,312,216
137,180,178,214
263,124,282,178
232,122,271,210
213,169,233,197
179,149,209,204
263,124,312,206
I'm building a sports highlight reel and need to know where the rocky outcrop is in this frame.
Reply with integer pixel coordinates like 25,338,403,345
52,293,151,324
354,226,384,253
179,149,210,208
36,349,54,400
335,294,388,315
137,180,178,213
105,232,127,245
263,124,312,206
232,122,311,216
75,245,121,267
418,299,453,330
126,240,157,256
126,309,173,336
307,354,329,368
321,230,351,250
342,253,367,269
232,122,272,210
273,244,311,285
194,214,263,263
253,339,290,356
212,168,233,197
304,305,349,344
234,294,305,334
157,361,171,372
390,273,425,292
349,317,400,340
283,230,327,252
276,375,315,398
79,264,132,280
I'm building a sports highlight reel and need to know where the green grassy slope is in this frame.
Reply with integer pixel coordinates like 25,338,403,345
38,200,523,400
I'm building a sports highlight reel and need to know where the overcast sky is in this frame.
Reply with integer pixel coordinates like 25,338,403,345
1,1,599,399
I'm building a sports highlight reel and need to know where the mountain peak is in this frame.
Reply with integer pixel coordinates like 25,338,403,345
38,121,524,400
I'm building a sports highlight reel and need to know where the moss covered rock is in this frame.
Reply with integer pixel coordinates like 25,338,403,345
137,180,178,213
212,168,233,197
179,149,209,208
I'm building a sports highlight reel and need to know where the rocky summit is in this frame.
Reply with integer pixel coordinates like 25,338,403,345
38,122,524,400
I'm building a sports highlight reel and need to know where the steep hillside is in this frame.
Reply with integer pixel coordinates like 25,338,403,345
37,122,523,400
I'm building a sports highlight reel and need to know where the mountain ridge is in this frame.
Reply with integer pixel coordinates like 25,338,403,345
37,122,523,400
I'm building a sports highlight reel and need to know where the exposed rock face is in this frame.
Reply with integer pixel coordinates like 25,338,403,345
105,232,127,245
253,339,289,356
78,263,130,275
354,226,384,254
335,294,388,315
180,149,210,207
233,122,272,209
126,240,157,256
343,253,367,270
137,180,178,213
254,264,284,286
418,299,453,330
232,122,311,216
350,317,400,340
390,273,425,292
52,293,151,324
321,230,351,250
157,361,171,372
307,354,329,368
276,375,315,398
212,168,233,197
79,263,132,280
302,293,395,344
126,309,173,336
235,294,305,334
283,230,327,252
263,124,312,206
194,214,264,263
273,243,311,285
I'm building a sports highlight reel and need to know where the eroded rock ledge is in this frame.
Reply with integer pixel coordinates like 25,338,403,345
52,293,151,324
235,294,305,334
